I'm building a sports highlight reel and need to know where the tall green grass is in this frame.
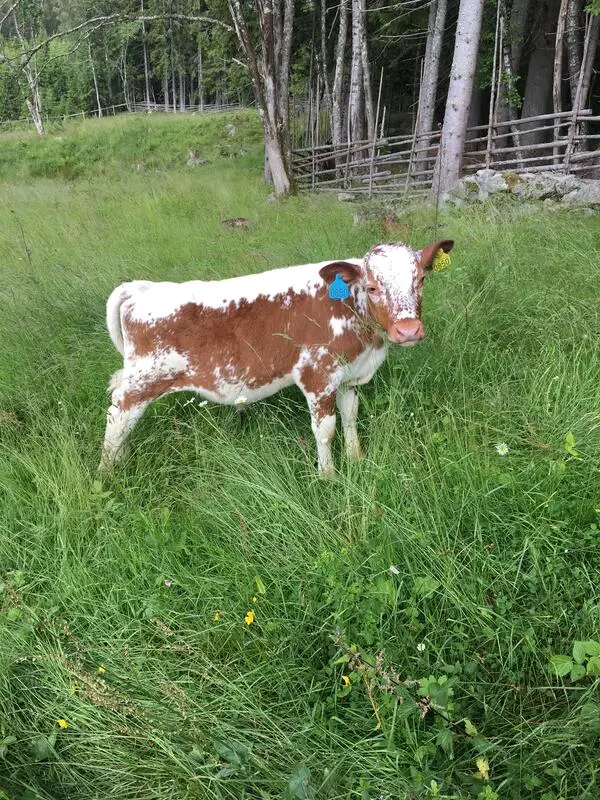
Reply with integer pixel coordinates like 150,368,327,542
1,114,600,799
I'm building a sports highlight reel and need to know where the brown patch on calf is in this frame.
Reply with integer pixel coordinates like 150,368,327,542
119,281,373,410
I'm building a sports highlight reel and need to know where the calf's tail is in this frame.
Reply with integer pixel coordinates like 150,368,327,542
105,284,133,357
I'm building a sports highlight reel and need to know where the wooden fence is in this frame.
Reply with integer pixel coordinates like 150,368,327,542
292,109,600,197
0,101,248,128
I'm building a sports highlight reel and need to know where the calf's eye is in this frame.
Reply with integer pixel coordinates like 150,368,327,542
367,285,378,294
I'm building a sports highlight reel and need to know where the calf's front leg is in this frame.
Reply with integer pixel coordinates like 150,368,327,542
336,386,362,460
303,393,337,475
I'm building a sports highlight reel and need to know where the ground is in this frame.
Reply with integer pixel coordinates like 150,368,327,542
1,112,600,800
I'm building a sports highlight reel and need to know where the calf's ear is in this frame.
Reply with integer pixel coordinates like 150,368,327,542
419,240,455,271
319,261,362,286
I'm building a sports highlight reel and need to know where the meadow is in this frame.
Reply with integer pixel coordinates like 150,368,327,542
1,111,600,800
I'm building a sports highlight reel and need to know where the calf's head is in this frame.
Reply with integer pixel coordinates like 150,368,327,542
320,239,454,345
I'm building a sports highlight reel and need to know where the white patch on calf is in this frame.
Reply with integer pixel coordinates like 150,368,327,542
366,244,419,319
329,316,352,337
126,258,363,322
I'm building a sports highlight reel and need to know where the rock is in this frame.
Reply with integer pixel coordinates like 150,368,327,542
226,124,237,137
474,168,508,199
186,149,209,166
337,192,356,202
222,218,250,229
440,191,463,208
561,180,600,207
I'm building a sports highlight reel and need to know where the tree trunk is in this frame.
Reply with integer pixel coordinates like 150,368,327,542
198,42,204,110
88,40,102,117
565,0,582,106
228,0,295,196
332,0,349,147
553,0,569,161
414,0,448,174
141,0,151,109
163,74,169,111
348,0,363,142
565,11,600,168
510,0,532,75
432,0,485,198
11,10,44,134
180,72,185,111
25,74,44,135
320,0,333,134
358,0,374,141
521,0,561,147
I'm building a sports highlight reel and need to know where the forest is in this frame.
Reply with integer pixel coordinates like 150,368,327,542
1,0,600,196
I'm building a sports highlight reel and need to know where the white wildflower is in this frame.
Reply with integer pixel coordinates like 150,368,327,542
388,565,400,575
495,442,509,456
417,642,426,653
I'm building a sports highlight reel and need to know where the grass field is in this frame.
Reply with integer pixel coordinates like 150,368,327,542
1,112,600,800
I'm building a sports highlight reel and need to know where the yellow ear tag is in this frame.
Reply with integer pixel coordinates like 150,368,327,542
432,250,451,272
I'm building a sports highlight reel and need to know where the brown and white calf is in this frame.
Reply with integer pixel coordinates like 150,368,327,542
99,239,454,473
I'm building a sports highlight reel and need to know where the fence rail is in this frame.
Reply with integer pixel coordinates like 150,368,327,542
292,109,600,197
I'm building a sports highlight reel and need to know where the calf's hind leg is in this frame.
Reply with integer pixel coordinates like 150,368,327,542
98,371,151,472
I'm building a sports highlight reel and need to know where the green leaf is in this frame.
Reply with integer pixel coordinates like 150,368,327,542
216,766,239,778
254,575,267,595
586,655,600,676
573,640,600,662
563,431,581,458
464,718,478,736
215,740,248,766
30,733,56,762
550,655,574,677
413,576,440,598
435,727,454,758
579,702,600,734
331,654,349,666
287,764,315,799
570,664,586,681
583,640,600,657
8,570,25,588
0,734,17,759
573,641,588,664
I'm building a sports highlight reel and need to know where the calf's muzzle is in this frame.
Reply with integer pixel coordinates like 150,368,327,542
388,318,424,345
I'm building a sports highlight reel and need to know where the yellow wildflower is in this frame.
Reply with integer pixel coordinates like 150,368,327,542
341,675,350,687
98,664,106,674
474,757,489,781
244,609,255,625
70,684,77,695
214,611,220,621
56,719,69,729
252,596,257,603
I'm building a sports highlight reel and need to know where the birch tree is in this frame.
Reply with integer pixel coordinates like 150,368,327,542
413,0,447,175
432,0,485,197
348,0,364,141
331,0,349,148
228,0,295,196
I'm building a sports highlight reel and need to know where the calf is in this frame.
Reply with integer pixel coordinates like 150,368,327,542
99,239,453,474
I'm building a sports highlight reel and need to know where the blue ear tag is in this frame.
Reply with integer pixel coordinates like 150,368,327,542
329,273,351,301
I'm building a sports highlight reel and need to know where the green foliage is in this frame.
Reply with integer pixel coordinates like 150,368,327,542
0,109,262,179
1,113,600,798
550,640,600,681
